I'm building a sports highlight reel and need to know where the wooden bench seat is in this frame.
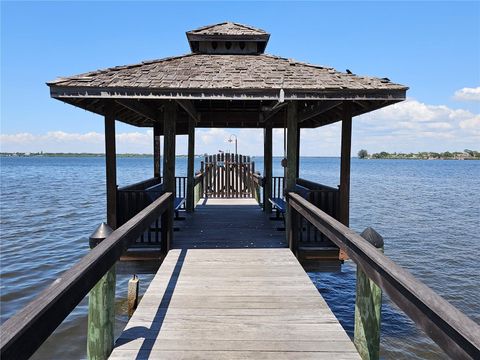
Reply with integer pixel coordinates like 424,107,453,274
145,183,185,220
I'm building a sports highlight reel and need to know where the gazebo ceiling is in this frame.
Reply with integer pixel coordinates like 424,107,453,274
47,22,408,134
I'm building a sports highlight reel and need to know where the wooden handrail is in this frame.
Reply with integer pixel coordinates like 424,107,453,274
117,176,160,191
288,192,480,359
0,192,173,360
297,178,338,192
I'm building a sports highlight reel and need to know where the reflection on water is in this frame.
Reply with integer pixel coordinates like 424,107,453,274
1,156,478,359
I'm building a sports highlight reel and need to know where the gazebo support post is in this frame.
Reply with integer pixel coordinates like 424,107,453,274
296,127,301,178
263,124,273,213
339,101,352,227
285,102,298,251
186,117,195,212
162,101,176,253
87,110,117,360
153,123,161,179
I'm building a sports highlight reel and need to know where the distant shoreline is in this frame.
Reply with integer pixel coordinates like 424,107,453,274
1,152,479,160
358,150,479,161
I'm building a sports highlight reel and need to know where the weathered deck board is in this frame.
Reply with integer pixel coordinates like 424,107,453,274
109,248,360,359
173,198,286,249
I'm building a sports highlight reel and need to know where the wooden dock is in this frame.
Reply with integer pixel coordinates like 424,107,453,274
110,248,360,359
110,199,360,359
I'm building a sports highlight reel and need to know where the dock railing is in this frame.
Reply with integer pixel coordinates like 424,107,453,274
194,171,204,207
0,192,174,360
287,192,480,359
118,176,189,226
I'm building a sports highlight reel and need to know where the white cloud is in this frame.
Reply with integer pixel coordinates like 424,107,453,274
453,87,480,102
1,99,478,156
352,99,479,153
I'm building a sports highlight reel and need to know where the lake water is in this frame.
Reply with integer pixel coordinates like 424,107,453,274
1,156,478,359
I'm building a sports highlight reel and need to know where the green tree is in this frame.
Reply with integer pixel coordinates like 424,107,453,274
358,149,369,159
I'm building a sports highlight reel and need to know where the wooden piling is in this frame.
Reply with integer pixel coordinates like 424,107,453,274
87,222,115,360
127,275,139,318
354,227,384,360
87,267,116,360
87,112,117,360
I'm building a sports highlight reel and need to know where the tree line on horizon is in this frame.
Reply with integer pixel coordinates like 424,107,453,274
357,149,480,160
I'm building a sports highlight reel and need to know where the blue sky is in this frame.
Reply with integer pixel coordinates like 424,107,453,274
1,1,479,155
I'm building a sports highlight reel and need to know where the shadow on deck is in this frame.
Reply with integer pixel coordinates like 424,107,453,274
118,198,286,274
174,198,286,249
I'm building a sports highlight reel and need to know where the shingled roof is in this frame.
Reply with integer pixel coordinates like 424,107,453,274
48,53,405,97
187,22,268,36
47,22,407,132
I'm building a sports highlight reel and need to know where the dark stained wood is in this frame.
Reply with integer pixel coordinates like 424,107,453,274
163,102,176,193
288,193,480,360
285,102,298,192
173,198,285,249
339,101,352,227
105,112,117,229
296,127,300,178
298,100,342,123
186,118,195,212
115,99,161,124
0,193,173,360
153,124,161,178
176,99,200,123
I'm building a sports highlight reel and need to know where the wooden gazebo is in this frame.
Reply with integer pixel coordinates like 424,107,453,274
47,21,407,233
4,22,479,360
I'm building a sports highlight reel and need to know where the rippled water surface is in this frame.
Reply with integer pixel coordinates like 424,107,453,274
1,156,478,359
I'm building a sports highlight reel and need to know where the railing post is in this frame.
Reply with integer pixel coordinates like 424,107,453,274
354,227,384,360
87,223,115,360
161,195,173,255
287,196,299,256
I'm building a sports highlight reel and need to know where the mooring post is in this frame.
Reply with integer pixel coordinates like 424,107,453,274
127,275,139,318
354,227,384,360
87,222,115,360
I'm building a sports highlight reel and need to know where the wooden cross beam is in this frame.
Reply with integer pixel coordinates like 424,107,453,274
298,101,342,123
115,99,162,123
176,99,200,123
261,101,288,123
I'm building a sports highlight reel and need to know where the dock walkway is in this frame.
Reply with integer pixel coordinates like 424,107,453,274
110,199,360,359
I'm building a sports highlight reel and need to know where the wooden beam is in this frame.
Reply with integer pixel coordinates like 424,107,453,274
286,102,298,192
263,124,273,213
186,118,195,212
115,99,161,123
298,101,342,123
296,127,301,178
339,101,352,227
261,101,288,123
176,99,200,123
105,112,117,229
163,102,176,193
153,124,161,178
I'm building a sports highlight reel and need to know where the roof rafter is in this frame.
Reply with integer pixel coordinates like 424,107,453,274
176,99,200,123
114,99,162,123
299,101,343,123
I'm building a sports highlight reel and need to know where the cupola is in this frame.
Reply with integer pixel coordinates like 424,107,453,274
186,22,270,54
